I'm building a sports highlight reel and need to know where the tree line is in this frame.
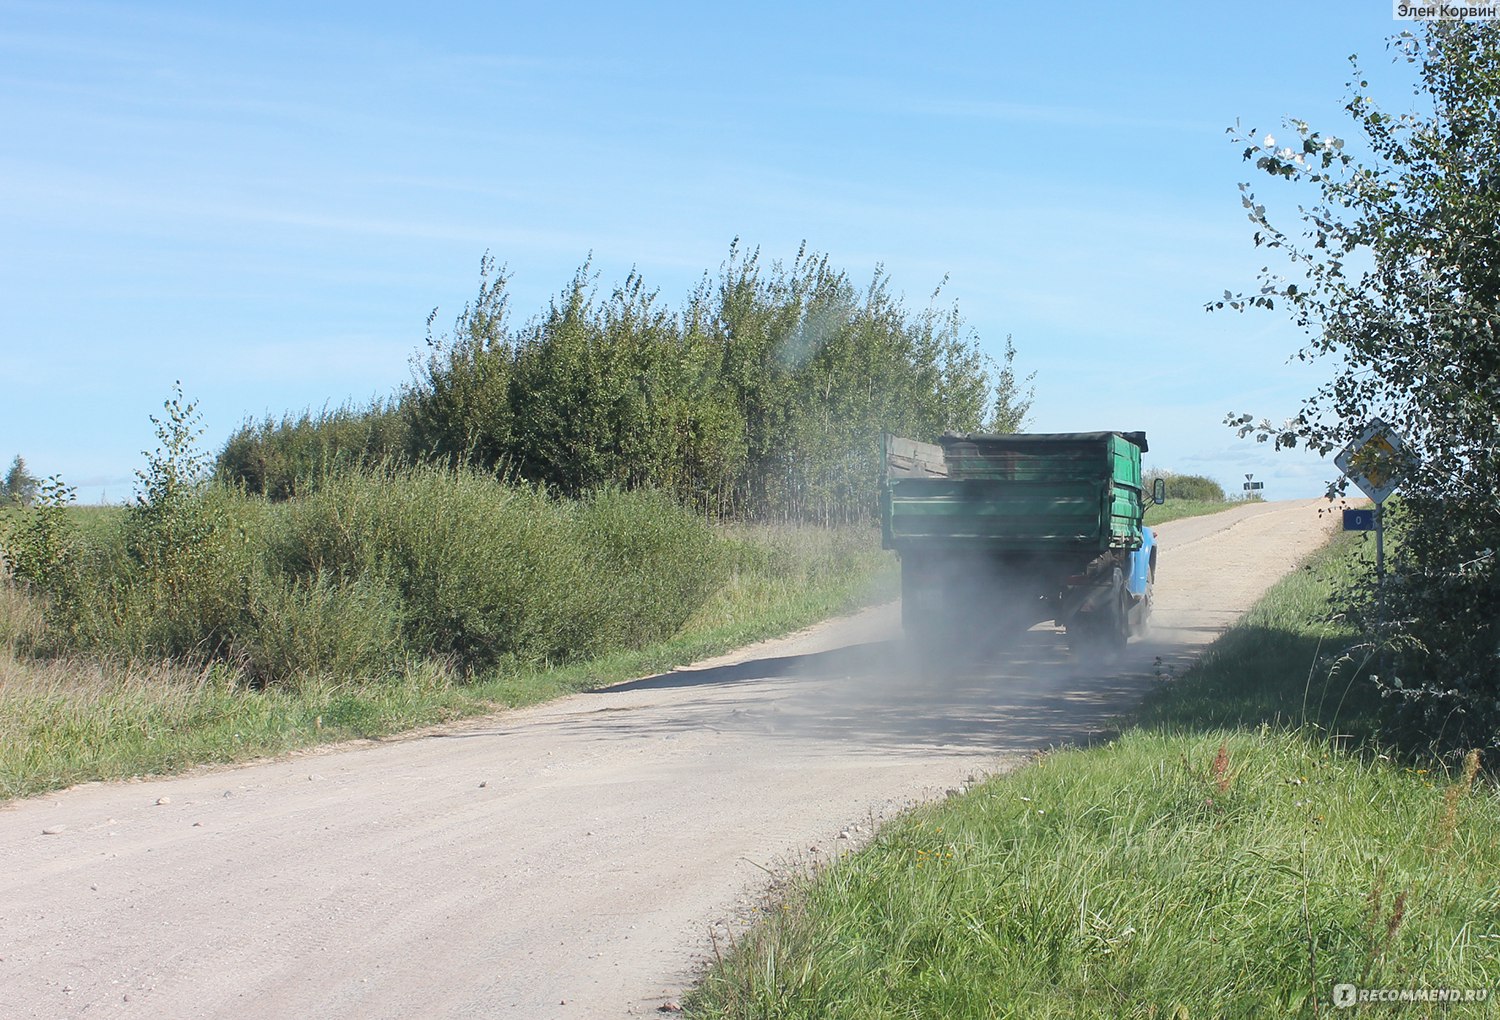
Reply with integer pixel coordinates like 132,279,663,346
217,242,1033,524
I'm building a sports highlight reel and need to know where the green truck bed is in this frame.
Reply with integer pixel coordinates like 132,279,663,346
881,431,1149,555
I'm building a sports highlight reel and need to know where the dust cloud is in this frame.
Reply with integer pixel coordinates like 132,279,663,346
602,502,1331,761
602,598,1194,762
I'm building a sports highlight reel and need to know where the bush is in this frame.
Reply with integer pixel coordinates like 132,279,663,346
1,476,79,596
84,388,265,661
118,485,266,659
5,464,727,682
1,414,267,663
241,572,403,683
7,384,729,684
573,487,725,651
270,465,725,672
1145,470,1226,502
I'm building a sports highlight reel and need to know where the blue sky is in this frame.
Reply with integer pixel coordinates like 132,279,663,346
2,1,1414,501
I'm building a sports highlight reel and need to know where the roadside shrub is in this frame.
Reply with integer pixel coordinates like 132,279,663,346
119,485,265,660
1,477,79,597
7,485,261,663
265,464,726,674
270,465,565,668
1145,470,1226,502
0,563,46,653
8,467,727,682
240,572,403,683
57,389,268,661
572,487,725,651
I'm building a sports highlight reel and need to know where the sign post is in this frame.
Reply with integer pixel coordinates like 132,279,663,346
1334,418,1417,673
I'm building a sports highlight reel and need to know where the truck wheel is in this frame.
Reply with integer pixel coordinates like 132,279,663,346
1107,588,1130,650
1094,567,1129,652
1067,614,1120,659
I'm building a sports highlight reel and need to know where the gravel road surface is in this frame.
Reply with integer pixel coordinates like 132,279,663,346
0,499,1337,1019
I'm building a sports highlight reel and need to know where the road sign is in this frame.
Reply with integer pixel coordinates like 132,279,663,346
1334,418,1415,504
1343,508,1375,531
1243,481,1264,491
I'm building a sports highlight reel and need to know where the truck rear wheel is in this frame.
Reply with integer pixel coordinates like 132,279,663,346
1066,569,1129,658
1107,586,1130,649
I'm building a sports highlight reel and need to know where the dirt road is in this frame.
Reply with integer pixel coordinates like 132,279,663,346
1,499,1336,1019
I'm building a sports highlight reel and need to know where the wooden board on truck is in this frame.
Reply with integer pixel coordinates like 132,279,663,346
883,433,948,479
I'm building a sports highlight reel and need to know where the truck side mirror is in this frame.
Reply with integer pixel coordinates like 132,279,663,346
1152,478,1166,505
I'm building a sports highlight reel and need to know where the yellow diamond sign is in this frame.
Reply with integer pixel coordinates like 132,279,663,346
1334,418,1414,503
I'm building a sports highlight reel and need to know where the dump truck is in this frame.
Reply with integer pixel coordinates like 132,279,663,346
880,430,1164,653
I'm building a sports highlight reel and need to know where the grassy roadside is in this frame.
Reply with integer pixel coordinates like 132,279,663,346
1135,531,1384,741
687,532,1500,1018
0,523,895,801
1143,495,1263,526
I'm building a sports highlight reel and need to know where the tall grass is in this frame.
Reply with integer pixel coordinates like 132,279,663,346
0,646,472,798
1137,532,1385,741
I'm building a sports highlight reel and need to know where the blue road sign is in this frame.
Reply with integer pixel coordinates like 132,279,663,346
1343,508,1375,531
